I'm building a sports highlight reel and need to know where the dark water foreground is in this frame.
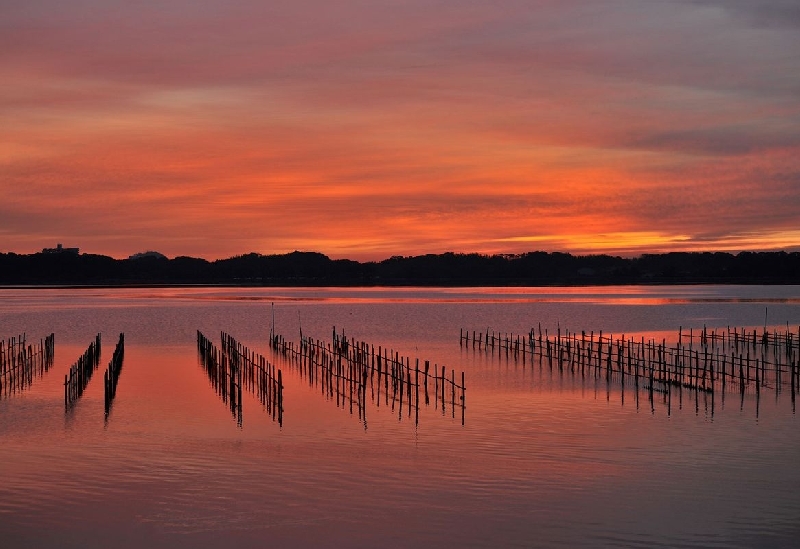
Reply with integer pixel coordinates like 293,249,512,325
1,286,799,548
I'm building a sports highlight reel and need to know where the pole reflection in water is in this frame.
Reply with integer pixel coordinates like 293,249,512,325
64,334,101,410
0,333,54,399
462,323,799,419
272,327,466,429
197,330,284,427
103,333,125,423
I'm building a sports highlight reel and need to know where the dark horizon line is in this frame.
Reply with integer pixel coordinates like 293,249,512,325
1,248,799,286
5,247,800,263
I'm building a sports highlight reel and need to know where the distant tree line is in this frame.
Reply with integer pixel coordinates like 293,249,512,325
0,250,798,286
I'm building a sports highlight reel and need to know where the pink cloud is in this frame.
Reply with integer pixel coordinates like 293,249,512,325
1,1,798,259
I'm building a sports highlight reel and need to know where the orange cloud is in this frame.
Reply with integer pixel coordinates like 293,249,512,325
1,1,799,259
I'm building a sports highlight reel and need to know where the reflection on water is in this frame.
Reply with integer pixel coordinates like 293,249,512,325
103,333,125,420
1,332,54,399
273,327,467,429
198,331,243,426
64,334,101,409
4,284,800,312
461,323,800,418
197,331,284,427
0,286,799,548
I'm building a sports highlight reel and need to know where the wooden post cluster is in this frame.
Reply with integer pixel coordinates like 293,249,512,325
197,331,243,425
275,326,466,426
64,334,101,408
1,333,54,398
461,327,539,362
197,331,283,426
462,324,800,416
220,331,283,425
103,333,125,415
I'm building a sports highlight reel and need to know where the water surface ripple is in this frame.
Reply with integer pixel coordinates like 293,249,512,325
0,286,798,548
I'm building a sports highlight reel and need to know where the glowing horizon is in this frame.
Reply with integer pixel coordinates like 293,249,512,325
2,1,799,261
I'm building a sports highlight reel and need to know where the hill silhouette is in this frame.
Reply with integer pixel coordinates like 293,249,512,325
0,250,798,286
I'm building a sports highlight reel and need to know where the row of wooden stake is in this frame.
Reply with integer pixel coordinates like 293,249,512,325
462,324,799,363
64,334,101,408
461,324,799,402
221,331,283,425
198,331,242,425
197,331,283,426
1,333,54,398
272,327,466,426
103,333,125,415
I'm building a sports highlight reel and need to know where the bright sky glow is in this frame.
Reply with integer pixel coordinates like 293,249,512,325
2,1,799,259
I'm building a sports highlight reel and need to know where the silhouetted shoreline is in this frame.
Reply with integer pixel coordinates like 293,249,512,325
1,250,798,286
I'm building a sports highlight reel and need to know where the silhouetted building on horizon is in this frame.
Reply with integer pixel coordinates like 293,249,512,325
42,243,80,255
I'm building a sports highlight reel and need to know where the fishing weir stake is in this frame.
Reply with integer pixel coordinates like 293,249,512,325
64,334,101,408
198,330,242,425
462,324,800,416
196,331,283,426
272,326,466,427
221,331,283,426
1,333,54,398
103,333,125,416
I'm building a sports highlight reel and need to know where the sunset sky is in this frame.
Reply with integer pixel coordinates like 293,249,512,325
2,1,799,260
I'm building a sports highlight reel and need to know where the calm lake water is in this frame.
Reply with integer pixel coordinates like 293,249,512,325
1,285,799,548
